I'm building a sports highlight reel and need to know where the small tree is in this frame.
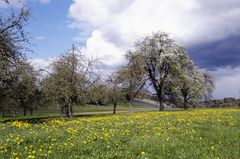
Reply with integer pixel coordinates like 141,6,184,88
116,51,147,112
106,73,122,114
176,68,205,109
203,72,215,100
14,61,38,116
1,60,38,116
169,48,205,109
42,45,100,117
165,47,215,109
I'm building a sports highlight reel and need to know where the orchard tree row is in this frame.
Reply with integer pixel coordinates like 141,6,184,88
39,36,214,117
0,5,214,117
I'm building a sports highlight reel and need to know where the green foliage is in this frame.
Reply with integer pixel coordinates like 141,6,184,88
11,61,38,112
0,59,40,116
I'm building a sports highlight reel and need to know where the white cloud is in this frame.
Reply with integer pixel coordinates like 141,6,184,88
39,0,50,4
69,0,240,47
29,58,52,71
80,31,125,67
68,0,240,98
34,36,45,40
68,0,240,69
209,66,240,99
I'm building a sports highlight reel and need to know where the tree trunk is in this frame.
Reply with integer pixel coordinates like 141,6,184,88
30,108,33,116
23,106,27,116
68,105,72,117
65,104,70,117
129,100,133,113
70,102,73,117
193,102,196,108
2,110,5,117
183,96,188,110
113,103,117,114
60,104,64,114
159,96,164,111
14,111,16,119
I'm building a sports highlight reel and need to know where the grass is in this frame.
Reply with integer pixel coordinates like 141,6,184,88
0,108,239,158
1,103,156,120
73,103,154,112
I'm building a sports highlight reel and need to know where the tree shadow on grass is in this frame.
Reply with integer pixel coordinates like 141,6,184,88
1,113,114,124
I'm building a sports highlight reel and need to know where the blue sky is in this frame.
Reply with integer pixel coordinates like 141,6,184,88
1,0,240,99
26,0,81,58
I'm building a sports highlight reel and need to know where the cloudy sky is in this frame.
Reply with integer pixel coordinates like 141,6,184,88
1,0,240,99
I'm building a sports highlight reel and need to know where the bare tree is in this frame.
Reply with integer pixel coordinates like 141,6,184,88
42,45,101,117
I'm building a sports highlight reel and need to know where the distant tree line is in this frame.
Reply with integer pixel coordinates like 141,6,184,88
200,98,240,108
2,3,233,118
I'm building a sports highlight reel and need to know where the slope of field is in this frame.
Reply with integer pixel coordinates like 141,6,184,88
0,108,239,159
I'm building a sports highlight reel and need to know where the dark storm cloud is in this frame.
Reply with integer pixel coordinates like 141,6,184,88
188,35,240,70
